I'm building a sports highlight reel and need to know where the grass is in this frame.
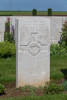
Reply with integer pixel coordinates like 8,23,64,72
0,11,67,16
0,57,16,83
0,94,67,100
0,11,32,16
50,56,67,80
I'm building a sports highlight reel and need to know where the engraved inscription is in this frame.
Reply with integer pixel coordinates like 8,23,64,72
19,19,50,56
20,32,48,56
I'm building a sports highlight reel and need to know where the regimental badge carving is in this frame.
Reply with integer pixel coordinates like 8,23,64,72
20,31,48,56
28,42,40,56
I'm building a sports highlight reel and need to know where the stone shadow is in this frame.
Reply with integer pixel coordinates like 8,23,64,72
61,69,67,80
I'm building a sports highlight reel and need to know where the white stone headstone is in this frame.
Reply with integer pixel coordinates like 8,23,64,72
16,17,50,88
0,17,6,42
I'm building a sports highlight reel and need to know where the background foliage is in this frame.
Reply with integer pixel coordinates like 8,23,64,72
0,41,16,58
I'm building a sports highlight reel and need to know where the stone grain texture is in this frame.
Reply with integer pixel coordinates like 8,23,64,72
0,17,7,42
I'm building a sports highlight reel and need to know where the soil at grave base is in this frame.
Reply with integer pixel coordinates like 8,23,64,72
0,79,67,98
0,82,45,98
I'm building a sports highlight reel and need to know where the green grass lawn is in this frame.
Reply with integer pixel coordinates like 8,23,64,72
0,56,67,99
50,56,67,80
0,94,67,100
0,57,16,83
0,11,67,16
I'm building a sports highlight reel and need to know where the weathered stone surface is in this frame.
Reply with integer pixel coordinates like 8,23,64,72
0,17,7,42
16,17,50,88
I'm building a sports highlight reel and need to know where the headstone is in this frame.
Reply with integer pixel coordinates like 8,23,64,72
0,17,6,42
16,17,50,88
